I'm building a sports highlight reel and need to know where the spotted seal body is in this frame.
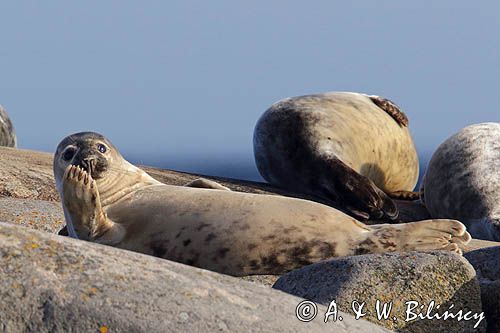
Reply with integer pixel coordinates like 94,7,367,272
422,123,500,241
0,105,16,147
254,92,419,221
54,132,469,276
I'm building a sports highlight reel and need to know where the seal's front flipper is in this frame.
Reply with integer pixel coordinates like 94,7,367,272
367,95,409,127
319,158,398,221
62,165,124,244
388,190,420,201
184,178,231,191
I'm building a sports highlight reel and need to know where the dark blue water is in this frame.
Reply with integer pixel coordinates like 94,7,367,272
128,154,263,181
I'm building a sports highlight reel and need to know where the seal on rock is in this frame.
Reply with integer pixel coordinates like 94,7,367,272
54,132,470,276
421,122,500,241
0,105,17,147
253,92,419,221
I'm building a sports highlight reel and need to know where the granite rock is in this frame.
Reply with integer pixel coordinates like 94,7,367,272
0,197,64,234
0,222,391,332
273,251,486,332
465,246,500,333
0,105,16,147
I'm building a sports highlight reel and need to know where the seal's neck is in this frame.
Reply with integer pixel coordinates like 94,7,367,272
96,161,161,208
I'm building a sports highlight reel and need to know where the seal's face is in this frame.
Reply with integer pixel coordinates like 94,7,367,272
53,132,120,189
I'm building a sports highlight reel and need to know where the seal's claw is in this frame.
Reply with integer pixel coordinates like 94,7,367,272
62,164,104,240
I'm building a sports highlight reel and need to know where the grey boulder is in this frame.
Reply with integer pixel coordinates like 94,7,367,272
0,222,391,333
0,196,64,234
0,105,16,147
273,251,486,332
465,246,500,333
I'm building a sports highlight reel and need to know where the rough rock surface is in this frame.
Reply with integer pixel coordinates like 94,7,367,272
0,105,16,147
273,251,486,332
465,246,500,333
0,147,57,201
0,222,391,332
239,274,281,287
0,197,64,234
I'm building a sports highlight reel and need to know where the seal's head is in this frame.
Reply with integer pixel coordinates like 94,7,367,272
53,132,122,191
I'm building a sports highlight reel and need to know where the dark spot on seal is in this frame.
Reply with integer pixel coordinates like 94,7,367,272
283,244,315,267
283,226,299,234
185,252,200,266
355,237,376,255
196,223,211,231
308,214,318,222
359,237,376,247
183,239,191,246
354,247,372,255
380,239,397,250
240,223,251,230
249,260,260,270
175,226,188,239
205,233,217,243
261,254,281,268
217,247,230,258
263,235,276,241
149,240,168,258
316,241,336,257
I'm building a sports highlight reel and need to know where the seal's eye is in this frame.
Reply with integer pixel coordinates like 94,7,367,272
63,147,76,161
97,143,107,154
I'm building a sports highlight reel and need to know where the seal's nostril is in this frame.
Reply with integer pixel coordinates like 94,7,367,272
80,159,90,172
80,157,95,174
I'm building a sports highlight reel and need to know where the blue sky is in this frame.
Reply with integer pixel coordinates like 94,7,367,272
0,1,498,180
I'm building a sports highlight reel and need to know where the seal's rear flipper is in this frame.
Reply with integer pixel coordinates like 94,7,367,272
367,95,409,127
357,219,472,255
319,157,399,222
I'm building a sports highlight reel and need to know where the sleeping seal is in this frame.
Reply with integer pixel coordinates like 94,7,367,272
422,122,500,241
254,92,419,221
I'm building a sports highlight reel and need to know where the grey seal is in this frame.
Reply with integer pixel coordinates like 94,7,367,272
254,92,419,221
422,122,500,241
